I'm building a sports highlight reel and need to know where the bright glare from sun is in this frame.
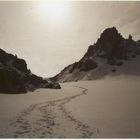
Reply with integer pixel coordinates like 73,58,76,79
38,1,69,23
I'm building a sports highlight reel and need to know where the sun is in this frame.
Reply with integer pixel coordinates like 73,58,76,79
37,1,69,23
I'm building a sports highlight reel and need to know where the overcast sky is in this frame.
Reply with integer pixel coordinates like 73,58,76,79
0,1,140,77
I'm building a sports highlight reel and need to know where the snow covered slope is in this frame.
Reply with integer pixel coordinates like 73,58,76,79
1,77,140,138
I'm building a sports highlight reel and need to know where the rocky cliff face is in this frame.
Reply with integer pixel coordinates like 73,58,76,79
0,48,61,94
52,27,140,82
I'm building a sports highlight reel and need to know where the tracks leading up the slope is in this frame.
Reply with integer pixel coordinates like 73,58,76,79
9,86,98,138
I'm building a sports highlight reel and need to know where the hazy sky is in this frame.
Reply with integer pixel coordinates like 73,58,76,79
0,1,140,77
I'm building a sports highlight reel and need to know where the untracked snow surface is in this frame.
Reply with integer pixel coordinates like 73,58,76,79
0,76,140,138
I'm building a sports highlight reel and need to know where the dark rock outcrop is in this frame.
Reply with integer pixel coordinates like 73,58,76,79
0,48,61,94
0,67,26,93
43,79,61,89
12,58,27,73
70,59,97,72
52,27,140,82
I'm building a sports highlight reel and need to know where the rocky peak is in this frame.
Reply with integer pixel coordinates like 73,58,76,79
83,27,136,63
52,27,140,82
96,27,123,55
96,27,123,46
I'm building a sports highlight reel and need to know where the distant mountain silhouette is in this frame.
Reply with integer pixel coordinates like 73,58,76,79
0,48,60,94
52,27,140,82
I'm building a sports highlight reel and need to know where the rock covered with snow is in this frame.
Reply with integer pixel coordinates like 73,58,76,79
52,27,140,82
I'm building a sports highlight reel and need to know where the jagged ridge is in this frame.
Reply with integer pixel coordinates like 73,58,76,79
52,27,140,82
